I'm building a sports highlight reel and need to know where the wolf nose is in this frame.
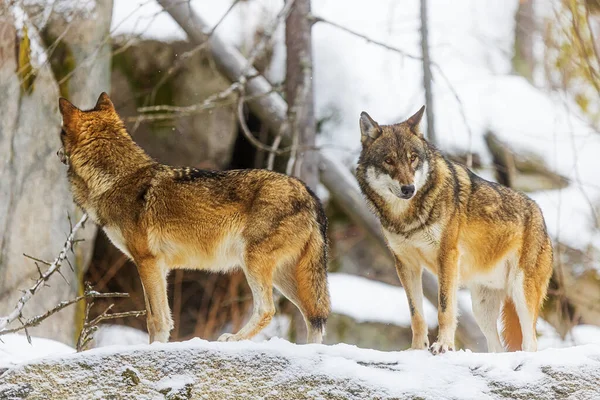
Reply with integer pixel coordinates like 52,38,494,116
400,185,415,198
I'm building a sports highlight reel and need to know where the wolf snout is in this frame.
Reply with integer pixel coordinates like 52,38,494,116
400,184,415,199
56,148,68,165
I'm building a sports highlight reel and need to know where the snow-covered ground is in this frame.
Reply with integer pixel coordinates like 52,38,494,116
1,337,600,399
0,334,74,370
5,272,599,373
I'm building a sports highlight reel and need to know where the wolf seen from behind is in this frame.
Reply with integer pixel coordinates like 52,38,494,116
356,106,552,354
57,93,330,344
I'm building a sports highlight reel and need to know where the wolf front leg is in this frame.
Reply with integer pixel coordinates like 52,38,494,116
431,221,460,355
393,256,429,350
136,258,173,343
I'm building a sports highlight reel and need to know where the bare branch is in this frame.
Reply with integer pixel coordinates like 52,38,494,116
76,286,145,352
309,14,422,61
0,214,88,333
0,288,129,337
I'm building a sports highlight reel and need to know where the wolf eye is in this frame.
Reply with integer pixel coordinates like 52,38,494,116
384,157,394,165
410,153,418,162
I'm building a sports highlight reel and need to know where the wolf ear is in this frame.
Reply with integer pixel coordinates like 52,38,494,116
94,92,114,111
59,97,80,125
360,112,382,145
407,105,425,128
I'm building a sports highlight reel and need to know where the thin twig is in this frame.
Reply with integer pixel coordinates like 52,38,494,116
266,135,283,170
0,288,128,336
309,14,422,61
0,214,88,333
75,282,146,352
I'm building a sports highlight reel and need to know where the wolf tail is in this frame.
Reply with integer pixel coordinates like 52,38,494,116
294,202,331,344
501,298,522,351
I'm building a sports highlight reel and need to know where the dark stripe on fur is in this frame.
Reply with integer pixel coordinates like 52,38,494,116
443,157,460,206
440,292,448,313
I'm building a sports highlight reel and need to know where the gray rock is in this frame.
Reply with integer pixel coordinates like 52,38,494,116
1,340,599,400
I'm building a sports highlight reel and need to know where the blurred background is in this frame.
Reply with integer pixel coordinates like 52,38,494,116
1,0,599,352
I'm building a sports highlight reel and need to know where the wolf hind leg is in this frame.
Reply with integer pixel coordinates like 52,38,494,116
273,232,330,344
470,285,504,352
510,235,553,352
273,267,327,344
218,255,275,342
509,273,539,352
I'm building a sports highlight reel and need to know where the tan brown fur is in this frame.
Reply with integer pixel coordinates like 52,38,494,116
356,106,553,353
58,93,330,344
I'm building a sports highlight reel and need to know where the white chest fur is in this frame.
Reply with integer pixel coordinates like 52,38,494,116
103,225,133,259
383,224,442,270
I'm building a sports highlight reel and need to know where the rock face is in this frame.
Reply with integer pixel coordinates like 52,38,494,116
110,38,239,169
0,1,111,345
1,340,599,400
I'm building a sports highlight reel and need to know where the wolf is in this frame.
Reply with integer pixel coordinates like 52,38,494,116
57,93,330,344
356,106,553,354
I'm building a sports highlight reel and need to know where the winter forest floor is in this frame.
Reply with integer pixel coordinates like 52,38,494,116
1,337,599,400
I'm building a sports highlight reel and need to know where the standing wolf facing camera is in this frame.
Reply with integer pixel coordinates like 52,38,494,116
57,93,330,344
356,106,552,354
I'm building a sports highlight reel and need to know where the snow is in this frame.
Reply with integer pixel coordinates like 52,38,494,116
90,324,149,347
0,334,74,370
2,336,600,399
537,319,600,350
328,272,438,327
253,315,290,342
154,374,194,396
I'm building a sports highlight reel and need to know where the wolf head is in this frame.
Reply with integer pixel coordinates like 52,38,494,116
57,92,129,166
57,92,152,212
358,106,429,202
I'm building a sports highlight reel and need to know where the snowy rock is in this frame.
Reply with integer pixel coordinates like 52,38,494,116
1,339,599,399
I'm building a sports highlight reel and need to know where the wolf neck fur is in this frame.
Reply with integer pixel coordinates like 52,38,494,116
68,131,155,220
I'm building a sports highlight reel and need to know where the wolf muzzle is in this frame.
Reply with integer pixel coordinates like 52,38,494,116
57,148,68,165
390,184,415,200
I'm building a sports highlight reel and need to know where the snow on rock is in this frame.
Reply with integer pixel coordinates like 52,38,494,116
1,338,599,399
0,334,74,371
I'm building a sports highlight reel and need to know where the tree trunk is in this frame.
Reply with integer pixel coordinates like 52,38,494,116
0,1,112,345
420,0,436,144
285,0,318,191
513,0,536,81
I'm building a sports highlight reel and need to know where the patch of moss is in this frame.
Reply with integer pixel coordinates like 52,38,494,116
121,367,140,386
17,26,36,95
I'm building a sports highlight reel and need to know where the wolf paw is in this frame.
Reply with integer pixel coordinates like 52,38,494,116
429,341,454,355
217,333,240,342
